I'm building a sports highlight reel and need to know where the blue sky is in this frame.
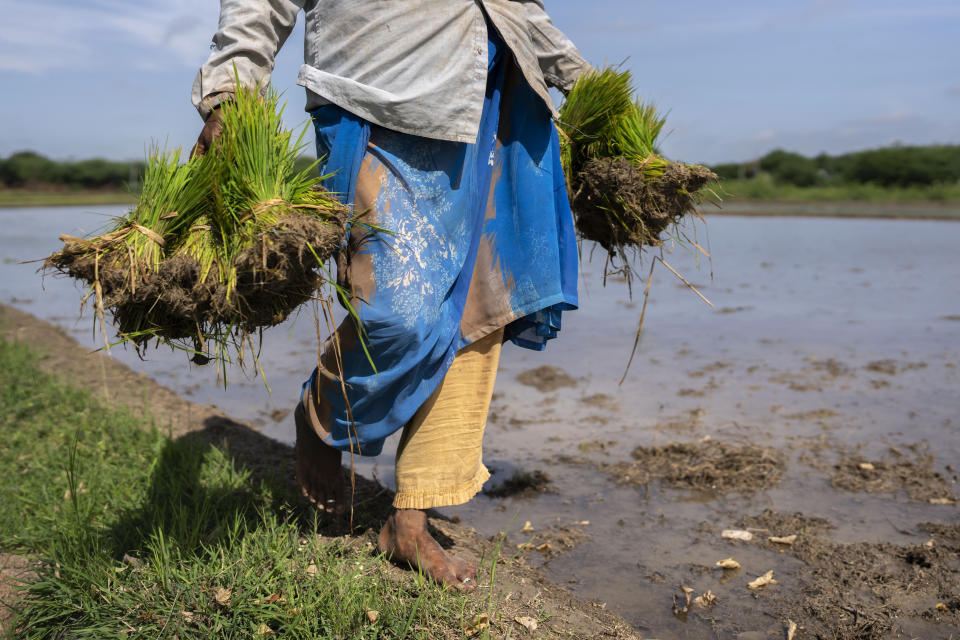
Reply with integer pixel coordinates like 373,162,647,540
1,0,958,164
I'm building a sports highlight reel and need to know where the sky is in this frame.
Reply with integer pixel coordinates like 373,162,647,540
1,0,958,165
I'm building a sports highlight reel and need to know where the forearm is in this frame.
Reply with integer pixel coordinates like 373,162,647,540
191,0,304,118
521,0,592,92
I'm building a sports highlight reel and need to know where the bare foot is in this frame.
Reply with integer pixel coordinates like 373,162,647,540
295,403,345,514
378,509,477,591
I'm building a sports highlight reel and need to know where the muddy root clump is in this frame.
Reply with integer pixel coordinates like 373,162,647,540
44,214,345,348
571,158,716,253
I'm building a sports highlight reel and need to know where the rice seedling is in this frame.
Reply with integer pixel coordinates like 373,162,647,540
44,82,350,376
557,66,718,255
558,66,721,382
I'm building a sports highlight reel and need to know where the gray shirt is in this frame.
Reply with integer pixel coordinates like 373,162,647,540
191,0,590,144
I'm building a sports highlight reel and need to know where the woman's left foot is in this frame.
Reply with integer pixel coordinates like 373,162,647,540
378,509,477,590
294,402,346,514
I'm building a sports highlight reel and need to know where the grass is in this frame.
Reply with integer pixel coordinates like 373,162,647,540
0,189,137,208
0,336,488,639
716,176,960,203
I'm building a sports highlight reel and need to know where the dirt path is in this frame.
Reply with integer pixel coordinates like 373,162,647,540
0,303,639,639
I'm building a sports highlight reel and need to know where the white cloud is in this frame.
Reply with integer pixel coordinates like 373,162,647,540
0,0,219,73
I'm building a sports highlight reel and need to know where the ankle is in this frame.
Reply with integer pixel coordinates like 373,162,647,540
392,508,428,531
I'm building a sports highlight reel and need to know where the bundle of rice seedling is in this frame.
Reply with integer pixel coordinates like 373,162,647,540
557,66,718,255
44,83,349,369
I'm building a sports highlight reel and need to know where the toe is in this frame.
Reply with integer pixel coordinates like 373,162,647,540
429,563,464,590
455,576,477,592
450,555,477,582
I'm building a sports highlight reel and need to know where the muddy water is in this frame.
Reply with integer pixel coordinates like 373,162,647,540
3,207,959,636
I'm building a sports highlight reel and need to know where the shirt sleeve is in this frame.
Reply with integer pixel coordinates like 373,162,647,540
521,0,592,92
191,0,305,119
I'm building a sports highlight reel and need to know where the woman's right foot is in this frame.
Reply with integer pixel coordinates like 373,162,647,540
295,403,345,514
378,509,477,591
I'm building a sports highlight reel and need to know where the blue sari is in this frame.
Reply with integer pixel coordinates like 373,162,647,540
303,29,578,455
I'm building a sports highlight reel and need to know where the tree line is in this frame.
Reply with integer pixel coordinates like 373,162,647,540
6,145,959,192
0,151,324,191
711,144,960,188
0,151,144,190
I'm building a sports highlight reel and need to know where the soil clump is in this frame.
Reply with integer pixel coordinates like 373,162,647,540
863,359,928,375
515,365,577,393
572,158,715,252
598,440,785,493
484,470,553,498
45,215,344,348
579,393,618,410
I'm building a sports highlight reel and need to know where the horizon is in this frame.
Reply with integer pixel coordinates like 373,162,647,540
5,140,960,168
2,0,958,165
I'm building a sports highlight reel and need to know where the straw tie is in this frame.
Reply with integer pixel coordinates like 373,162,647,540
130,223,166,247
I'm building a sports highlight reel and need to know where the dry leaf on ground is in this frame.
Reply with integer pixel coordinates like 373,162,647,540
722,529,754,541
515,616,538,632
786,619,798,640
306,563,318,576
213,587,231,607
716,557,741,569
366,610,379,623
747,570,777,589
673,585,695,614
256,623,274,635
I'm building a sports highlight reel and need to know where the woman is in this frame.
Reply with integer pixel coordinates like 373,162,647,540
193,0,588,590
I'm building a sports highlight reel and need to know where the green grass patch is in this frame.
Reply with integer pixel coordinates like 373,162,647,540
0,189,137,208
718,177,960,203
0,337,482,638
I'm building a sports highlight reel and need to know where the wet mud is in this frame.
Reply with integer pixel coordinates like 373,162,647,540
506,520,593,561
829,445,957,503
734,511,960,640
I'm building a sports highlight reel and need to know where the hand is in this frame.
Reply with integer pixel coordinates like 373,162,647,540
190,106,224,158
